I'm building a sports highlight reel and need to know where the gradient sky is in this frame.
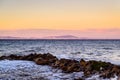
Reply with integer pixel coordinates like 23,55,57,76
0,0,120,38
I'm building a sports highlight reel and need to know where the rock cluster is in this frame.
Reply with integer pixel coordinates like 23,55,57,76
0,53,120,79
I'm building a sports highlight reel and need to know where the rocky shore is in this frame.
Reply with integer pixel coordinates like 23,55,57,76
0,53,120,80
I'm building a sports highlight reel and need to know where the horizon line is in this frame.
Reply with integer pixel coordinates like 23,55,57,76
0,39,120,40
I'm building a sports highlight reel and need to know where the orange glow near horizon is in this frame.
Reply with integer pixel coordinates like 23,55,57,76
0,10,120,30
0,0,120,30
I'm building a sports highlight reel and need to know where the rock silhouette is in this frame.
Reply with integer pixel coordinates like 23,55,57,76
0,53,120,79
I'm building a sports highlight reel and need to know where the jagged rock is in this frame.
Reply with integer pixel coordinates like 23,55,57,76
53,59,80,73
111,66,120,75
100,65,120,78
100,70,114,78
0,56,6,60
80,59,86,68
34,57,49,65
34,53,58,65
0,54,22,60
0,53,120,79
74,78,84,80
8,54,22,60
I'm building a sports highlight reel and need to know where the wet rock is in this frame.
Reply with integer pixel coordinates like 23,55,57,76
54,59,80,73
0,56,6,60
0,54,22,60
111,66,120,75
34,53,58,65
0,53,120,79
34,58,49,65
79,59,87,71
8,54,22,60
100,70,114,79
89,61,110,71
80,59,86,67
74,78,84,80
20,53,38,60
100,65,120,78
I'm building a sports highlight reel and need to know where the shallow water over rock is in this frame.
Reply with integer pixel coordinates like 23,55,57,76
0,60,84,80
0,40,120,80
0,60,118,80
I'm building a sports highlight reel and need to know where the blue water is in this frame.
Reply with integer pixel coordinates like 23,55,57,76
0,39,120,62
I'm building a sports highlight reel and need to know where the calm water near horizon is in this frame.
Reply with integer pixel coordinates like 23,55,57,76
0,39,120,62
0,39,120,80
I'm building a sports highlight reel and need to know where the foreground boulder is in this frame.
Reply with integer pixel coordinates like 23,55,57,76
0,53,120,79
34,53,58,65
53,59,80,73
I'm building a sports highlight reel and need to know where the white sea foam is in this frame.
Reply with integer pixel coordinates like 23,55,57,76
0,40,120,80
0,60,119,80
0,60,84,80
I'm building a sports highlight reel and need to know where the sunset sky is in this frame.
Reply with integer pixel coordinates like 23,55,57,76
0,0,120,39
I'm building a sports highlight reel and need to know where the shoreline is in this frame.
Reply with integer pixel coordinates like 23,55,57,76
0,53,120,80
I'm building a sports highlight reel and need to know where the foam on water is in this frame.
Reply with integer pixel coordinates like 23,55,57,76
0,40,120,61
0,60,84,80
0,60,118,80
0,40,120,80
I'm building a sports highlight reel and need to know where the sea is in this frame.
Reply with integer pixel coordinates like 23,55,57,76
0,39,120,80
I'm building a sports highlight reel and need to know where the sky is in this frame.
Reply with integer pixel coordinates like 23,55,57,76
0,0,120,39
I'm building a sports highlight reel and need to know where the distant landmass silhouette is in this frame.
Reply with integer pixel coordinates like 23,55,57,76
0,35,80,39
0,36,24,39
0,29,120,39
43,35,79,39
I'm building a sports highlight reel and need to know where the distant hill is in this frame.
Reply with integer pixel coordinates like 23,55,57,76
0,35,83,39
43,35,79,39
0,29,120,39
0,36,23,39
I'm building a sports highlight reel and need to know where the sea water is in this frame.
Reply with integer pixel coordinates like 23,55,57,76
0,39,120,80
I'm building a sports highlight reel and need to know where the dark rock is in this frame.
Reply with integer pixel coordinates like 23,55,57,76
100,70,114,79
53,59,80,73
34,57,49,65
79,59,87,71
34,53,58,65
0,53,120,79
8,54,22,60
74,78,84,80
0,56,6,60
